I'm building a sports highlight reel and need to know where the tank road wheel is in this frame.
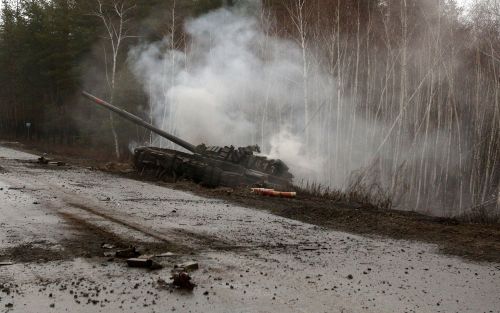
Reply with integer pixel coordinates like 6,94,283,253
219,171,245,187
201,166,222,187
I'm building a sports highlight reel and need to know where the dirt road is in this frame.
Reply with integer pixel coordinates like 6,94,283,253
0,145,498,313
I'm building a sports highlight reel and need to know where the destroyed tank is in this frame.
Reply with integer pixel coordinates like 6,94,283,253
82,91,293,189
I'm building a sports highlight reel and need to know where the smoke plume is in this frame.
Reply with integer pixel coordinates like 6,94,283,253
128,1,494,215
129,5,329,179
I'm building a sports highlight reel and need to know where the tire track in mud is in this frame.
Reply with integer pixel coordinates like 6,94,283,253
64,201,247,252
1,171,242,254
66,201,174,244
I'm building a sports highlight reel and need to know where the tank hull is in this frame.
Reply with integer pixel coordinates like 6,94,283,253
134,147,292,189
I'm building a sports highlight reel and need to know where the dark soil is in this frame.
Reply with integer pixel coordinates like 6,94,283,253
1,210,181,263
3,141,500,263
156,181,500,263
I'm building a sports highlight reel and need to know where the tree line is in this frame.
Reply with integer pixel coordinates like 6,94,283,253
0,0,222,149
0,0,498,214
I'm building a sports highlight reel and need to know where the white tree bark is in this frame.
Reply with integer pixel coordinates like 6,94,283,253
93,0,136,159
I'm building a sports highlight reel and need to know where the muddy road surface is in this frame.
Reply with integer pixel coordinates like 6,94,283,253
0,145,499,313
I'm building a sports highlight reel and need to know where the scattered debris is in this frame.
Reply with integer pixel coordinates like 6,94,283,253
156,278,169,290
170,271,196,290
38,156,50,165
175,261,199,272
101,243,116,249
0,261,14,267
155,252,175,257
126,258,163,270
251,188,296,198
38,156,66,166
116,247,140,258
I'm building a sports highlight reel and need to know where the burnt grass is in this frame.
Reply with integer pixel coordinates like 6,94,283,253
3,141,500,263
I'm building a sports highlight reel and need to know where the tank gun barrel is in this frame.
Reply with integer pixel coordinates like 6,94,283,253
81,91,197,153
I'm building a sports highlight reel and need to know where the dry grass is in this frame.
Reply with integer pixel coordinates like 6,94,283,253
293,177,392,211
456,198,500,225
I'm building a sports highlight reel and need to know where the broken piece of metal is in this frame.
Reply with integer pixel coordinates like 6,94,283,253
126,258,163,270
0,262,13,267
170,271,196,290
101,243,115,249
38,156,66,166
175,261,199,272
155,252,175,257
116,247,140,258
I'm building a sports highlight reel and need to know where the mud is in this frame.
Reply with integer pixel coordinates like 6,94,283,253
22,140,494,263
1,144,499,313
128,178,500,263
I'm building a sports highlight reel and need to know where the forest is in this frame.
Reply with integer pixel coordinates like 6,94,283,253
0,0,498,217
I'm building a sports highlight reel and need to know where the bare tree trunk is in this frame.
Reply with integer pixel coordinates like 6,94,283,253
93,0,136,160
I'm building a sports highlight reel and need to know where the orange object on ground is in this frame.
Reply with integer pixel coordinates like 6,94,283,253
251,188,275,194
251,188,296,198
277,191,297,198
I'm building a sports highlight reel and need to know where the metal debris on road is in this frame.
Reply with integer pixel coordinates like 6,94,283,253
155,252,175,257
126,258,163,270
38,156,66,166
175,261,199,272
170,271,196,290
116,247,140,258
101,243,116,249
0,261,14,267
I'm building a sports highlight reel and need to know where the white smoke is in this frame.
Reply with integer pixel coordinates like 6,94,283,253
268,129,325,180
128,5,325,181
128,2,456,200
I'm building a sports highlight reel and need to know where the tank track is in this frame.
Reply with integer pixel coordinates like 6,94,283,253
133,146,292,189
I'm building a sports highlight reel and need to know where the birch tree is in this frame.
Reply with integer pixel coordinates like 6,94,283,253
92,0,136,159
